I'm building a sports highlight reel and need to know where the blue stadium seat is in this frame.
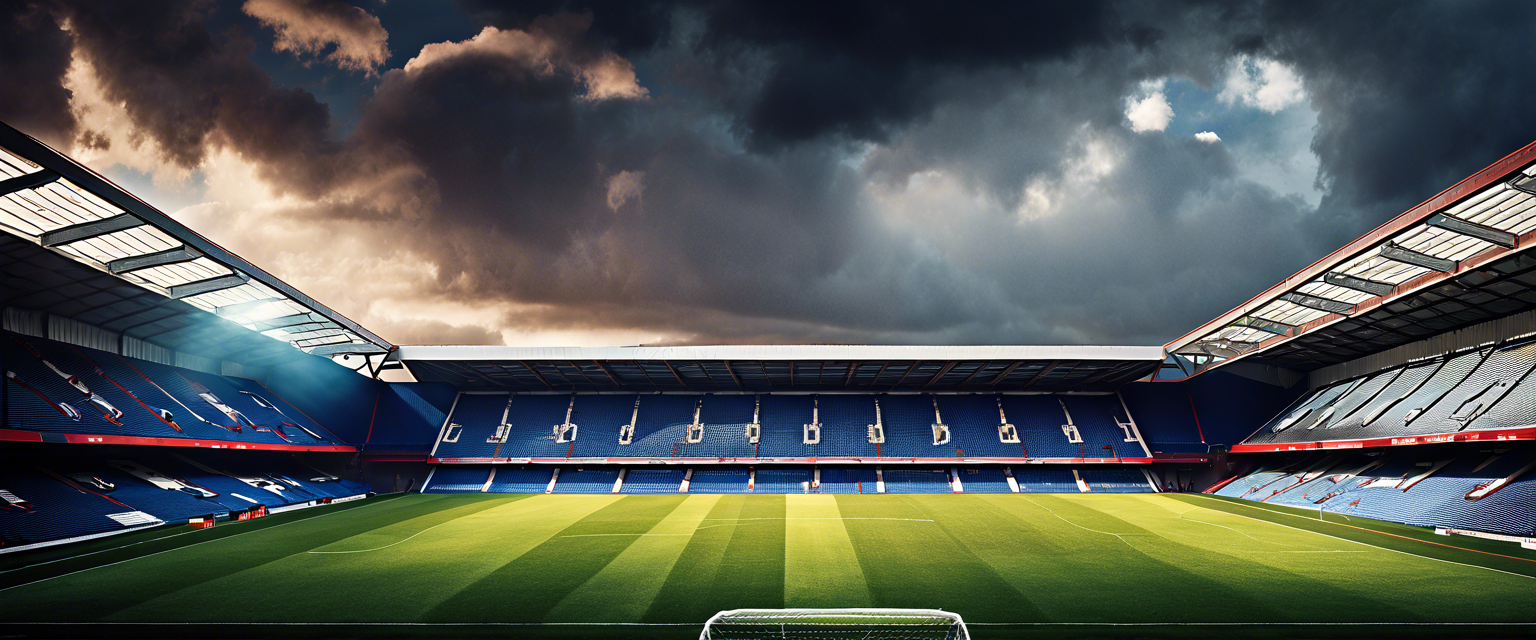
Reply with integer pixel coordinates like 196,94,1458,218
754,467,812,493
423,466,489,493
620,469,685,494
487,466,554,493
882,468,952,494
687,468,749,493
958,467,1012,493
818,467,877,494
552,468,620,493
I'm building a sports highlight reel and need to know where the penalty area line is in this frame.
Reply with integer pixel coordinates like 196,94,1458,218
308,521,454,554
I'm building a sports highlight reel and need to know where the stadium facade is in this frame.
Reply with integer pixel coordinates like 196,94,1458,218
1,117,1535,553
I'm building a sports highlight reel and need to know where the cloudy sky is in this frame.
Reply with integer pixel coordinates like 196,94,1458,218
4,0,1535,348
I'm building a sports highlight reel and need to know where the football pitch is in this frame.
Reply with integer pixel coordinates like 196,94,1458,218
3,492,1535,639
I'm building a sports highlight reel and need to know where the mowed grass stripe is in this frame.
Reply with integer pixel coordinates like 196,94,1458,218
424,495,689,623
547,494,722,622
641,495,787,623
109,493,623,623
1018,494,1414,623
1132,495,1536,622
837,495,1042,623
0,494,495,623
783,495,872,608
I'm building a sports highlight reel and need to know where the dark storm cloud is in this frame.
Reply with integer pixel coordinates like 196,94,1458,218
58,0,340,188
1253,1,1536,225
0,1,76,147
7,1,1536,347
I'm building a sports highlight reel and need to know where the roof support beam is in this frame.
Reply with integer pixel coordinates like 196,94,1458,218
957,361,991,387
1019,361,1060,390
39,214,144,247
1280,292,1357,316
722,360,744,390
1426,213,1517,248
518,361,554,390
924,361,958,387
251,313,327,331
988,361,1023,386
1322,272,1396,297
663,360,689,389
107,245,202,274
1379,241,1456,272
0,169,60,196
306,343,389,357
1232,316,1296,336
169,272,249,299
595,360,625,387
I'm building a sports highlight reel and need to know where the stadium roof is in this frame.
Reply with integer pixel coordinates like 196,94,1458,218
1167,138,1536,374
394,344,1164,392
0,121,391,367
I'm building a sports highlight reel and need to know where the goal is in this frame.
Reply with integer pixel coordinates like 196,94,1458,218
700,608,969,640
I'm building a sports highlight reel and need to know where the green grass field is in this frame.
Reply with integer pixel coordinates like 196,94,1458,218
2,492,1535,639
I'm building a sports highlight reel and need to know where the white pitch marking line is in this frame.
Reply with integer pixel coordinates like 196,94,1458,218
0,500,375,593
699,517,934,522
307,521,454,554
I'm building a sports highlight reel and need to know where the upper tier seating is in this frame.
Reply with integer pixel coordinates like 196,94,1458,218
433,392,1150,461
1243,338,1536,448
2,331,347,449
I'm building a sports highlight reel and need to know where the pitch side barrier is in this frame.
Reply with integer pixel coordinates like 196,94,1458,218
1231,425,1536,453
427,455,1207,464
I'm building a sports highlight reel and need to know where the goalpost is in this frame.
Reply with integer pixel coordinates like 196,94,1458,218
700,609,969,640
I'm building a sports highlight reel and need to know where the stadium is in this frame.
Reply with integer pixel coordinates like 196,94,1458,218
3,2,1536,639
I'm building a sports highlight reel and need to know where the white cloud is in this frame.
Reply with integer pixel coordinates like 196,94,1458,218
403,21,647,102
243,0,390,74
1194,131,1221,143
1218,55,1306,113
606,170,645,211
1124,79,1174,133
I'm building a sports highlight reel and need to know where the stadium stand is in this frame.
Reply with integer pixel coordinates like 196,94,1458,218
551,468,621,494
2,331,351,449
1080,467,1155,493
957,467,1012,493
817,467,878,494
881,468,953,494
1214,446,1536,536
1238,337,1536,451
422,466,490,493
753,467,813,493
620,468,686,494
686,468,750,494
1012,467,1080,493
487,466,555,493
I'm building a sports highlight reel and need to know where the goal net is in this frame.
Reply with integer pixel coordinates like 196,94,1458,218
700,608,969,640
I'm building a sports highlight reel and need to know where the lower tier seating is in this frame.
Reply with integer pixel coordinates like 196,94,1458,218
1212,445,1536,537
0,450,371,550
